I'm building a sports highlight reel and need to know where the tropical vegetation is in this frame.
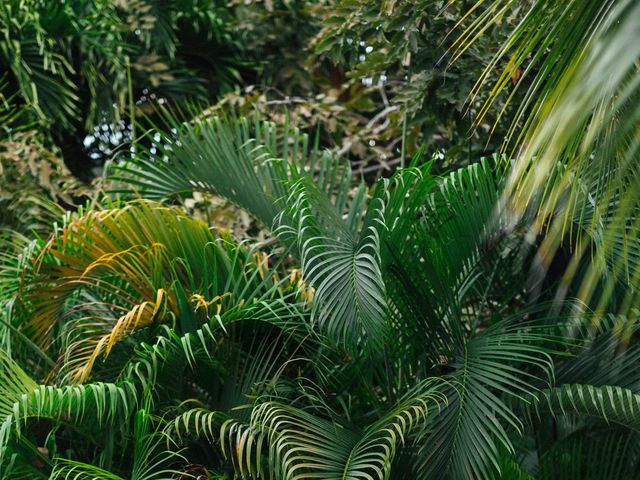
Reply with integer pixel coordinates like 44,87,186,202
0,0,639,479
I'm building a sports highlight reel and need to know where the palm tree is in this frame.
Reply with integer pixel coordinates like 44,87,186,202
0,110,638,478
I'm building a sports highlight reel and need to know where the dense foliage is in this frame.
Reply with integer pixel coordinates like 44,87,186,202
0,0,639,479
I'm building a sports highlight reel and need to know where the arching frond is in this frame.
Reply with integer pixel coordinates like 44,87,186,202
525,384,640,431
0,351,138,471
174,378,446,479
277,177,387,349
417,314,559,480
51,408,190,480
109,112,393,349
15,201,293,383
111,110,352,228
50,460,125,480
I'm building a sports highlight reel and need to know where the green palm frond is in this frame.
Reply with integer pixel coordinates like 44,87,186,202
0,233,53,373
526,384,640,431
455,0,640,316
0,76,32,132
112,112,397,349
124,307,310,414
383,158,524,371
0,351,38,419
0,351,138,471
130,408,191,480
555,314,640,391
417,315,559,480
277,176,387,349
0,0,132,130
0,232,40,310
51,408,190,480
174,378,446,479
497,454,534,480
111,109,352,229
50,459,125,480
427,157,508,276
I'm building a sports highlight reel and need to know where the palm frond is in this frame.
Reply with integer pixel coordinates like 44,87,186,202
277,177,387,349
174,378,446,479
50,459,125,480
111,109,351,229
417,314,559,480
130,408,191,480
0,351,138,470
383,158,523,371
112,111,402,349
455,0,640,316
15,201,293,383
51,408,190,480
124,302,310,411
526,384,640,431
555,314,640,391
0,1,79,128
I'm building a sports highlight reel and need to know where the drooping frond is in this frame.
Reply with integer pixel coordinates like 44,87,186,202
50,459,125,480
525,384,640,431
0,351,138,472
51,408,189,480
455,0,640,316
22,202,210,347
15,201,294,383
60,288,169,384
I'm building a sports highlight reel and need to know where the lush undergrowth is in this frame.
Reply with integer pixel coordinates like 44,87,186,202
1,1,640,479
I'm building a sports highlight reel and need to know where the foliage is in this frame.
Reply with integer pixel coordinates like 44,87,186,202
457,0,640,319
0,0,327,176
0,0,639,479
0,131,89,237
0,0,522,181
309,0,524,167
0,108,636,477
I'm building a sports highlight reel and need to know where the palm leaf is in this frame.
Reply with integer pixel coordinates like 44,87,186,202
0,2,79,128
277,177,387,349
111,109,352,229
455,0,640,317
50,459,125,480
416,314,559,480
175,378,446,479
0,351,138,470
51,409,190,480
112,111,391,349
525,384,640,431
17,201,292,383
